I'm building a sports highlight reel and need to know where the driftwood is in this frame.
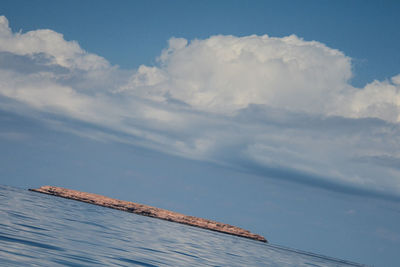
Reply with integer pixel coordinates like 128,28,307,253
29,186,267,242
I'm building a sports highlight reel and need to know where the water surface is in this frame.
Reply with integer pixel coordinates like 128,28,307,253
0,185,367,266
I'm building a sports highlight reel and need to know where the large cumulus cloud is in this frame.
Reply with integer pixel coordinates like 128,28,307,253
0,16,399,198
122,35,353,115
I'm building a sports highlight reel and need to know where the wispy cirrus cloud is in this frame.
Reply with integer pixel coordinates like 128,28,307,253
0,15,399,198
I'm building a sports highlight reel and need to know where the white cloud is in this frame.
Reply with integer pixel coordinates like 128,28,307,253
123,35,353,115
0,16,108,71
343,75,400,122
0,15,400,198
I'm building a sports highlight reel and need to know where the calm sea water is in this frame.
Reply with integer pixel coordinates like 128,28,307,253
0,185,367,267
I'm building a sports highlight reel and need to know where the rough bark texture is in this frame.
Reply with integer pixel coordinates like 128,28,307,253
29,186,267,242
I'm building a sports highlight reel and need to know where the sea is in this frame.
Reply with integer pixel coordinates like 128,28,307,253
0,185,367,267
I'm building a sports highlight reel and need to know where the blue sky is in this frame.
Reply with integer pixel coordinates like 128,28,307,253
3,0,400,86
1,1,400,266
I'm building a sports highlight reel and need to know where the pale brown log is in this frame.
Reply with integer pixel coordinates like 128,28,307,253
29,186,267,243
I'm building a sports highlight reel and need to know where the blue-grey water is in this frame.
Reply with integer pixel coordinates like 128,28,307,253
0,185,367,267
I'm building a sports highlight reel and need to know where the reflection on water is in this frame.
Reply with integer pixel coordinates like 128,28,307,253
0,185,366,266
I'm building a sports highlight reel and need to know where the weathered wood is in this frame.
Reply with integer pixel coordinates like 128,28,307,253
29,186,267,242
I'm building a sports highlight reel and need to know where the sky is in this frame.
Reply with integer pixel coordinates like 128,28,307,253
0,1,400,266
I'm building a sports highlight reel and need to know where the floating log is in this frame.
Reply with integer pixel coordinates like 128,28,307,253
29,186,267,242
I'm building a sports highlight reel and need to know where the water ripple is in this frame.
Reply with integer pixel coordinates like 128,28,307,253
0,234,64,251
114,257,159,267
